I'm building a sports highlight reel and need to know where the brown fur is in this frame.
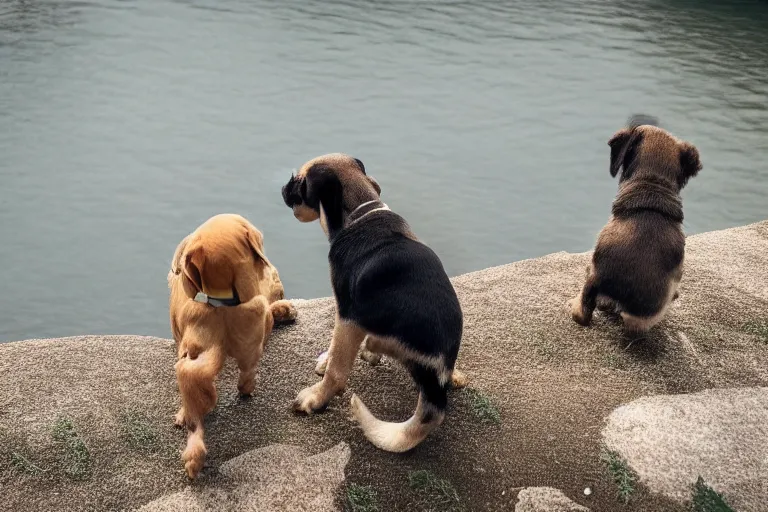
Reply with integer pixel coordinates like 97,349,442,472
570,124,702,333
168,214,296,479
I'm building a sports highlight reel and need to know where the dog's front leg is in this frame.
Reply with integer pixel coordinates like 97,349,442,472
294,314,365,414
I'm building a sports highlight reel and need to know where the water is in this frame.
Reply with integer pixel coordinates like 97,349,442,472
1,0,767,342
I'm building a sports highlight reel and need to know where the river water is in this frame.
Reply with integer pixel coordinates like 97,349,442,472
1,0,767,342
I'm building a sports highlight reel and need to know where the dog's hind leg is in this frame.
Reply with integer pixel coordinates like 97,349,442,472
236,298,274,396
359,336,382,366
316,336,380,377
570,265,600,326
350,362,447,453
174,343,225,479
450,369,468,389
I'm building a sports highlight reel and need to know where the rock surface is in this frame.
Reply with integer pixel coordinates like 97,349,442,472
1,221,767,511
138,443,350,512
515,487,590,512
603,387,768,512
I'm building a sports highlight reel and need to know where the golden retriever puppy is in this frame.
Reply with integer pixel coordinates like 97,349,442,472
570,117,702,333
167,213,296,479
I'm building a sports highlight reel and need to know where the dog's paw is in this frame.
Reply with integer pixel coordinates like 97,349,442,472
183,453,205,480
293,382,331,414
271,300,298,324
314,351,329,376
359,348,382,366
237,379,255,396
182,441,206,480
451,369,469,389
596,296,612,312
174,408,187,428
569,297,591,326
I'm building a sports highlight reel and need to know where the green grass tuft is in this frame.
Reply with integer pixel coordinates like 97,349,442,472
120,411,160,452
408,469,464,512
531,336,558,359
602,450,636,504
52,417,91,480
462,388,501,425
692,476,734,512
10,451,46,475
346,483,379,512
743,319,768,343
602,352,625,369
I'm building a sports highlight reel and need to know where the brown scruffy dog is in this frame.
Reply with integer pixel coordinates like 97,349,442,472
168,213,296,479
570,118,702,333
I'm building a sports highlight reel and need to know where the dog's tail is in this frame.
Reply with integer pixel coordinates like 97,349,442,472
175,341,225,479
350,363,448,453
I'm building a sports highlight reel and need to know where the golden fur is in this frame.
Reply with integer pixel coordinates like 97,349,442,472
168,213,296,479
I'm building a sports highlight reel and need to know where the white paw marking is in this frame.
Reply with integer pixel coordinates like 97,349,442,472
314,351,329,376
293,382,327,414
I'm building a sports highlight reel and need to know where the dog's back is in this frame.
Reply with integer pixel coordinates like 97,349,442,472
595,209,684,318
331,212,462,363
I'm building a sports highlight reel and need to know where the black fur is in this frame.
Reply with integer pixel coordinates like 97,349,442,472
281,174,304,207
330,210,462,411
331,212,462,361
283,161,462,416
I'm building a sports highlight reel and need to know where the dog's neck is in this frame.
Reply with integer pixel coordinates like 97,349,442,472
345,199,390,227
193,288,241,307
612,176,684,223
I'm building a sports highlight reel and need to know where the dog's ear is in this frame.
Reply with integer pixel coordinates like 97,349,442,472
304,165,344,234
353,157,381,195
608,128,632,178
171,235,190,276
678,142,702,188
367,176,381,196
244,224,269,264
183,245,204,292
282,174,307,207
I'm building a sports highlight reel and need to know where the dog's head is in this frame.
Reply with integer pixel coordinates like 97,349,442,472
281,153,381,237
170,214,277,301
608,123,702,190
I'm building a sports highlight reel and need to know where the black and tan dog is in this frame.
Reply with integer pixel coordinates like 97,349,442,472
570,118,702,332
281,153,467,452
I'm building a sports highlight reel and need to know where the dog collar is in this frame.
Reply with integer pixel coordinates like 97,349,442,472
193,290,241,307
347,200,390,226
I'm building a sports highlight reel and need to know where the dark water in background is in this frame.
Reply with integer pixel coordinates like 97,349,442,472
1,0,767,342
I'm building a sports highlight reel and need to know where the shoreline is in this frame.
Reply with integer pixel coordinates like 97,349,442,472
2,220,766,512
